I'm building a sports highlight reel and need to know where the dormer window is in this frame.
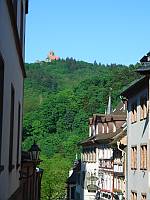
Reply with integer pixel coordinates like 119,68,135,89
113,122,116,132
89,124,95,137
96,123,99,135
92,125,95,136
89,125,92,137
102,124,104,133
106,123,109,133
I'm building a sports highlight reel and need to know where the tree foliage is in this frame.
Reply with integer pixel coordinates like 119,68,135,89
23,59,140,198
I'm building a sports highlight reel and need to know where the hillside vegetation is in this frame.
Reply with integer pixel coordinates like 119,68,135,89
23,59,140,199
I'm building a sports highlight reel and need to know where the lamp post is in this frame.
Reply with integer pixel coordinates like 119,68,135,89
20,141,41,179
28,140,41,161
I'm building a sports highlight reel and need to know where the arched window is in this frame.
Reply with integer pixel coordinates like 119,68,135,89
0,54,4,167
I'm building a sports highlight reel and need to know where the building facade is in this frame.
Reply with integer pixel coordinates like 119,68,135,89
47,51,60,62
121,56,150,200
78,102,127,200
0,1,28,199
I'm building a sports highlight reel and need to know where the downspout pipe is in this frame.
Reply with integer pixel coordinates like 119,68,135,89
117,141,127,200
117,141,126,156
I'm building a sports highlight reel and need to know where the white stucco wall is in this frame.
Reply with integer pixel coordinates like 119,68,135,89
80,156,99,200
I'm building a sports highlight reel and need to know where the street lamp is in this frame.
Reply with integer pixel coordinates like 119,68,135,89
28,140,41,161
19,141,41,180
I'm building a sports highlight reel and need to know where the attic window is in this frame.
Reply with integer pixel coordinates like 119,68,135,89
106,123,109,133
113,122,116,132
92,125,95,136
102,124,104,133
96,123,99,135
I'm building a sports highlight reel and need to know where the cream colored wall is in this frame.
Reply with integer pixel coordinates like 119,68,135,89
0,0,25,199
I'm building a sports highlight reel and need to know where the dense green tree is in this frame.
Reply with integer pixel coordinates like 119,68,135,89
23,60,141,198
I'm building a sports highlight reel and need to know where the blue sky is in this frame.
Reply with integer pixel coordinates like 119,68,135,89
25,0,150,65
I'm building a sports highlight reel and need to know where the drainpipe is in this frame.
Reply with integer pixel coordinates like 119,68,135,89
112,159,114,200
117,141,127,200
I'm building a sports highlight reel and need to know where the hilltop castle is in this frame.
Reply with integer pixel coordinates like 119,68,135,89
46,51,60,62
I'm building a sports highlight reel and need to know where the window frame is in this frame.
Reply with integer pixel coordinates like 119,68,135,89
141,193,146,200
131,191,137,200
131,146,137,170
140,144,147,170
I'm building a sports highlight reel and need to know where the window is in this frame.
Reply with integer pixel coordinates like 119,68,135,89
106,123,109,133
16,102,21,168
89,125,92,136
113,122,116,132
131,103,137,123
96,123,99,135
140,97,147,120
102,123,104,133
104,123,107,133
141,193,146,200
131,191,137,200
92,125,95,136
131,146,137,170
140,145,147,170
9,84,15,172
0,54,4,171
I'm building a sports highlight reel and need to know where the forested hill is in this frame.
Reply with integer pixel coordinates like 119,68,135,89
23,59,140,199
